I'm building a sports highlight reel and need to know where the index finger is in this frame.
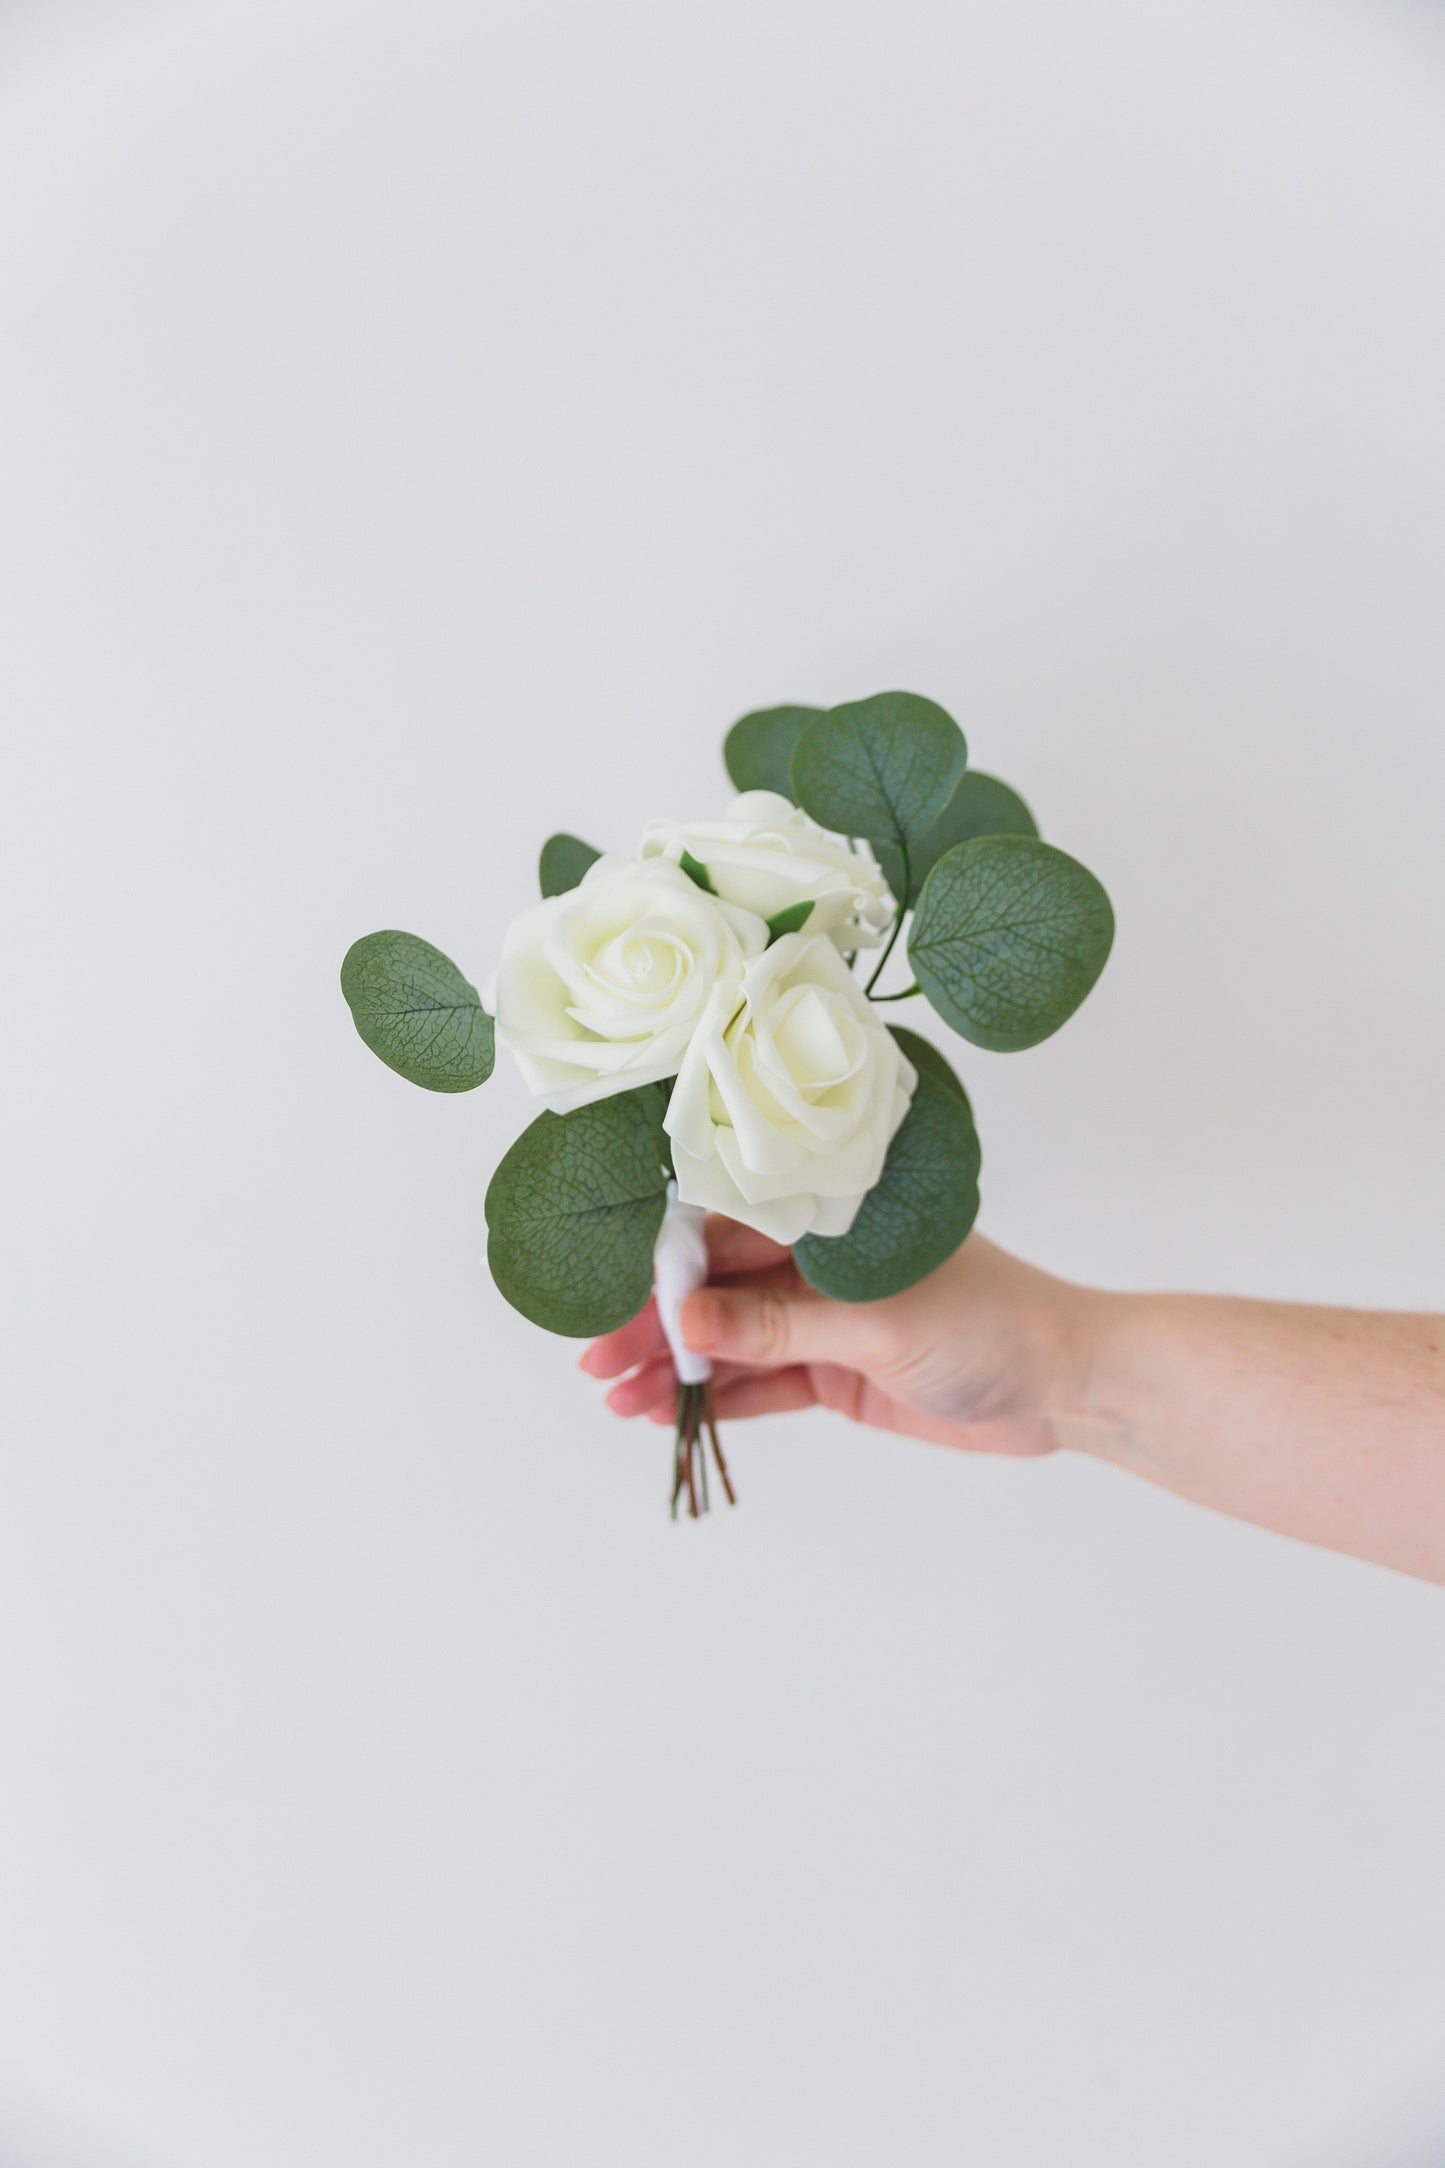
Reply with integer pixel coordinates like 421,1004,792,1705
580,1217,797,1381
579,1295,664,1379
705,1215,794,1279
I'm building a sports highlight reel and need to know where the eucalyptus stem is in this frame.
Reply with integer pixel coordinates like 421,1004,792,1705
864,845,909,996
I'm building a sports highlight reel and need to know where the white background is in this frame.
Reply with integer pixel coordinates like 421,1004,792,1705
4,2,1445,2163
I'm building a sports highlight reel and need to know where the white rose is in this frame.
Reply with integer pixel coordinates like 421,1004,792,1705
639,791,894,951
493,856,767,1112
665,932,917,1246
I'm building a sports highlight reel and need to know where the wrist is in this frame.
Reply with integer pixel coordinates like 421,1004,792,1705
1041,1284,1146,1461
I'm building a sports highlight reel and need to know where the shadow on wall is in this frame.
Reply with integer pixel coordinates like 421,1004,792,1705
9,2101,1445,2168
0,2111,155,2168
1315,2093,1445,2168
1384,2122,1445,2168
9,2094,1445,2168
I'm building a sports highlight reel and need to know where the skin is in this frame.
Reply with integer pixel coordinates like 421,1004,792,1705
581,1223,1445,1586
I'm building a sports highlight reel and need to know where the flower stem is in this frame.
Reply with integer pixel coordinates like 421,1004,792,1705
669,1378,736,1516
865,845,909,997
684,1395,700,1519
696,1395,710,1514
705,1391,736,1507
870,982,921,1003
671,1400,685,1520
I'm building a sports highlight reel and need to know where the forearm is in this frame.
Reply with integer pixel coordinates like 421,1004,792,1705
1057,1291,1445,1584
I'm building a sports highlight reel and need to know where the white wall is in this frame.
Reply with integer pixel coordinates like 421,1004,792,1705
4,3,1445,2163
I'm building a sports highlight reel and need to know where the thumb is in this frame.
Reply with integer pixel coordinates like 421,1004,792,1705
681,1281,886,1370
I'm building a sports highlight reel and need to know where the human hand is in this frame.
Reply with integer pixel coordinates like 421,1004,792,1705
585,1216,1445,1583
580,1219,1098,1459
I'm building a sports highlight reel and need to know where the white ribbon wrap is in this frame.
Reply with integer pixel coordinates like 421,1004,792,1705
653,1181,712,1386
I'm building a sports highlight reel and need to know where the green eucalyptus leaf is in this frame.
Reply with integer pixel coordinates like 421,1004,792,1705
873,840,907,910
790,694,967,886
794,1070,980,1302
539,833,602,897
764,900,814,942
904,771,1038,905
886,1025,972,1117
679,848,716,895
909,834,1114,1053
341,930,494,1093
724,705,821,799
484,1087,669,1335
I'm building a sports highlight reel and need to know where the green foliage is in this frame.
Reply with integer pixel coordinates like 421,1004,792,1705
724,705,821,799
886,1025,972,1116
340,930,494,1093
876,769,1037,906
909,834,1114,1053
872,845,908,911
350,687,1113,1363
790,694,967,888
764,900,814,941
901,770,1038,906
679,848,716,894
539,833,602,897
794,1071,981,1302
484,1087,670,1335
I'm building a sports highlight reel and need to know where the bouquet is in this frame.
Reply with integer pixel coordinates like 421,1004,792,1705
341,692,1113,1515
